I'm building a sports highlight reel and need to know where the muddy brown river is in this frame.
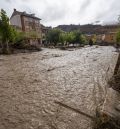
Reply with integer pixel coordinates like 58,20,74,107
0,46,118,129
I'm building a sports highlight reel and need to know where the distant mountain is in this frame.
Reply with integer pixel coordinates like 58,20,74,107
55,24,102,34
55,23,120,34
55,24,81,32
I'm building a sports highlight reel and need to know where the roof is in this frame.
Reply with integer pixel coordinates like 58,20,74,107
41,24,52,30
10,9,41,20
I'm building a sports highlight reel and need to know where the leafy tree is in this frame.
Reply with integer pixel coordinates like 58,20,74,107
116,30,120,43
116,15,120,45
72,30,81,43
80,35,87,44
46,28,87,47
71,30,87,45
66,32,75,43
0,9,17,54
59,32,67,45
46,29,62,46
14,32,25,42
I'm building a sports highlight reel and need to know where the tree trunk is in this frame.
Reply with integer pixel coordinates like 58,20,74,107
2,41,10,54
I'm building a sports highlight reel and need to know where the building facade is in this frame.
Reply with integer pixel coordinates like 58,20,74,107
100,25,120,44
41,24,51,43
102,32,117,43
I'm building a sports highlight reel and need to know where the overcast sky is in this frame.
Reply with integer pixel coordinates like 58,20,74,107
0,0,120,27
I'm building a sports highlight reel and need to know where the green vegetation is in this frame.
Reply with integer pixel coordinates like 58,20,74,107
46,29,87,46
116,30,120,43
12,32,41,51
46,29,62,46
0,9,18,54
116,15,120,45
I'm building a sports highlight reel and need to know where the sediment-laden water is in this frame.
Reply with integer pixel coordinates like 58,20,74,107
0,46,118,129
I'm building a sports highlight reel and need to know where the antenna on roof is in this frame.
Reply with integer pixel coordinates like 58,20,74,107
14,8,16,12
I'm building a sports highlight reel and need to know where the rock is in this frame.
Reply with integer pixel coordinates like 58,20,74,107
102,88,120,118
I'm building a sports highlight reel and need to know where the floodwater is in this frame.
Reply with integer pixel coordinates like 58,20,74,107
0,46,118,129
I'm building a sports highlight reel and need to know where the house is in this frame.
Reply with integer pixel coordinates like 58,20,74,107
41,24,52,43
102,32,117,43
10,9,42,46
101,25,120,44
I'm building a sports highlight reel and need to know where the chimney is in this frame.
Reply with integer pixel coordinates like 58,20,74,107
14,8,16,12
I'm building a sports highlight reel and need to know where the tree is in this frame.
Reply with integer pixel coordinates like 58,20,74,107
66,32,75,44
80,35,87,44
46,28,87,47
46,29,62,46
0,9,17,54
116,30,120,43
71,30,87,45
116,15,120,46
59,32,67,45
72,30,81,43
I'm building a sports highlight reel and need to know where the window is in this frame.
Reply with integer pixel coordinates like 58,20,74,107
111,36,114,40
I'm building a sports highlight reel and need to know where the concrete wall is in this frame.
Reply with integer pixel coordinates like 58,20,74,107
23,16,41,33
10,15,22,28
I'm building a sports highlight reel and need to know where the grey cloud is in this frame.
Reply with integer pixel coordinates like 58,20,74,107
98,0,120,23
41,4,67,22
4,0,11,2
0,0,120,26
80,0,91,11
77,0,92,21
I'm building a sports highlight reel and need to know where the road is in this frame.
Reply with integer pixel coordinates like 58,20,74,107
0,46,118,129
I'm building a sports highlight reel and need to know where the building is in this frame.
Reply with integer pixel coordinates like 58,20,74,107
102,32,117,43
41,24,51,43
10,9,42,46
100,25,120,44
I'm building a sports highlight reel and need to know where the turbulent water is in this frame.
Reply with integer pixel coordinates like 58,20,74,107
0,46,118,129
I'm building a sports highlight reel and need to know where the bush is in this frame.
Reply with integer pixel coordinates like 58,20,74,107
116,30,120,43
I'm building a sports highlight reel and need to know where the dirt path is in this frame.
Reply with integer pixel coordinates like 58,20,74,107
0,46,118,129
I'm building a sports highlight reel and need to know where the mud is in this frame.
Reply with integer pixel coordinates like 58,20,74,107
0,46,118,129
